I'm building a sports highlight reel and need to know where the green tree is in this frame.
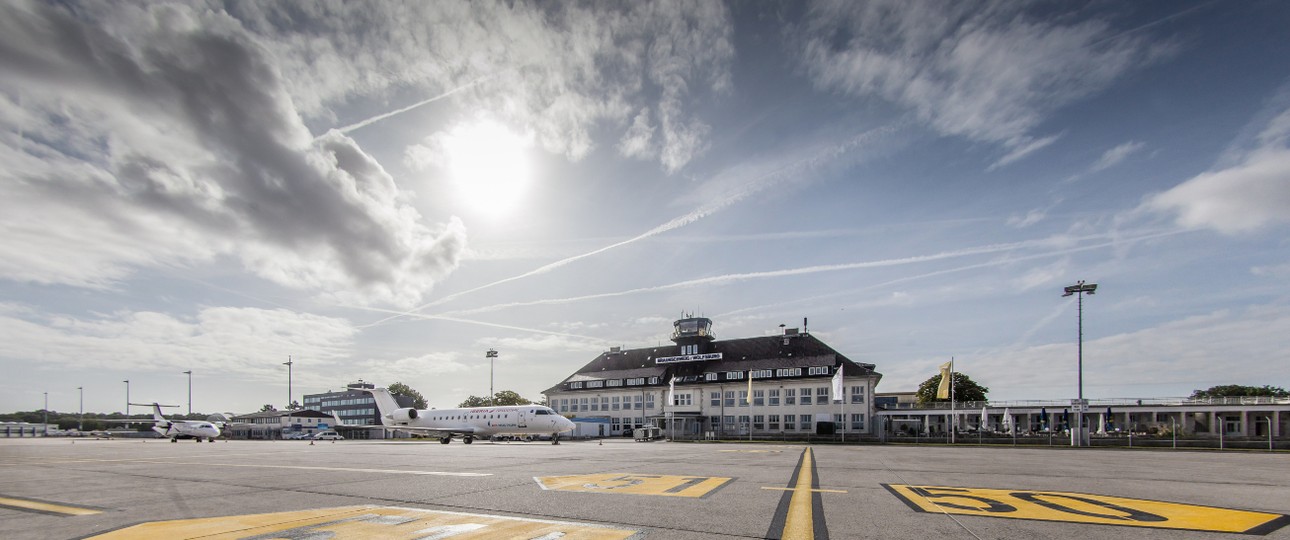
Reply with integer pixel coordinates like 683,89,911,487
916,372,989,404
259,404,277,412
389,382,428,409
458,390,534,408
286,400,302,410
1190,385,1288,399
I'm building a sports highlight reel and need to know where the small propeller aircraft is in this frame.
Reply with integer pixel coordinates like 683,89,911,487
104,402,223,442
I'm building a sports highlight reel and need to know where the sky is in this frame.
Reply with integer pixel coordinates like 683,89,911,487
2,0,1289,415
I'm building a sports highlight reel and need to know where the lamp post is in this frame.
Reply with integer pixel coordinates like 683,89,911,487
78,386,83,431
123,379,130,417
183,370,192,416
486,349,498,405
43,391,48,435
1062,280,1098,447
283,357,293,409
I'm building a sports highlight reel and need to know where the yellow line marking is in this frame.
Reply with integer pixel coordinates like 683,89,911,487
534,473,731,498
782,447,815,540
0,496,102,516
885,484,1290,534
761,486,847,494
87,505,639,539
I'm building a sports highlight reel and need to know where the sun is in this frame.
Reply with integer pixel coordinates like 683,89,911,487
441,120,532,215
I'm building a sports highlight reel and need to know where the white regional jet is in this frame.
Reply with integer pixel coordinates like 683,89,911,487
361,387,575,444
120,402,222,442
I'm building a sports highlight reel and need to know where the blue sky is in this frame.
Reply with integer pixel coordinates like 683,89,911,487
2,0,1288,414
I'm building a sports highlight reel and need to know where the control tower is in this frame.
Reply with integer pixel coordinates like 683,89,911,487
672,315,715,355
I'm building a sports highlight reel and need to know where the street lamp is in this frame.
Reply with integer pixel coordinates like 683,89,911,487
283,357,293,409
43,391,48,435
1062,280,1098,447
486,349,498,406
78,386,83,431
123,379,130,417
183,370,192,416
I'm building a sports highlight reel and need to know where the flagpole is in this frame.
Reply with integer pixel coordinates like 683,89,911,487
950,357,956,444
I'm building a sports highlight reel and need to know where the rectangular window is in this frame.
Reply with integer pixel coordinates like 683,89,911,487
800,390,812,405
612,396,620,411
817,387,829,401
785,388,796,405
753,389,764,407
580,397,588,412
738,390,748,406
851,414,865,431
784,414,795,430
754,415,765,430
674,393,692,406
590,399,599,411
724,416,735,426
634,395,642,410
769,389,780,406
645,394,655,410
601,397,609,410
801,416,812,430
851,385,865,404
710,392,721,407
724,391,735,407
738,415,750,429
834,413,844,431
705,372,719,381
607,379,623,387
769,415,780,430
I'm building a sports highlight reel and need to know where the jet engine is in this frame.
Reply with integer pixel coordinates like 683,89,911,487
390,408,419,423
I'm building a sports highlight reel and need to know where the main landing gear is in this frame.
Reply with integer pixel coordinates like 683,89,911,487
551,434,560,445
463,436,474,444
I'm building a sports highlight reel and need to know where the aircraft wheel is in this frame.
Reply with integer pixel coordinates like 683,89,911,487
463,436,473,444
552,435,560,445
440,437,451,444
171,438,177,443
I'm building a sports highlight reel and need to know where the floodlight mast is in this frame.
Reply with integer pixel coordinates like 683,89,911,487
1062,280,1097,447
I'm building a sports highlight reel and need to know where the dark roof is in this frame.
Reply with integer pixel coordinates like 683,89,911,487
232,409,333,420
544,333,879,394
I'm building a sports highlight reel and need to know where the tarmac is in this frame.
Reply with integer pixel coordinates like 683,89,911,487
0,437,1287,539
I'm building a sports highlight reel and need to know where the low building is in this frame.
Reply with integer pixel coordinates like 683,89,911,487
304,380,416,439
228,409,335,439
544,316,882,440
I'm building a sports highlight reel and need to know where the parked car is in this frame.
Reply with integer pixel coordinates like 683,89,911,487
284,432,310,440
313,431,343,440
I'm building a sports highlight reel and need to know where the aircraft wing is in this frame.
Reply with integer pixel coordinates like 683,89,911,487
344,422,479,437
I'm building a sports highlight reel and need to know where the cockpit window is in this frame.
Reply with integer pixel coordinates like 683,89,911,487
535,409,550,415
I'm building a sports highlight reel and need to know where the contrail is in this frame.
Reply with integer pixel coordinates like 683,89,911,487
318,77,490,139
349,306,610,345
435,229,1185,318
365,123,901,327
719,228,1191,319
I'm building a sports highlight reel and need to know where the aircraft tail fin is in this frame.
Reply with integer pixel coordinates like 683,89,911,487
359,388,402,426
129,402,177,424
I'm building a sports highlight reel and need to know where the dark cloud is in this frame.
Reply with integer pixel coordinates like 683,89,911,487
0,1,465,306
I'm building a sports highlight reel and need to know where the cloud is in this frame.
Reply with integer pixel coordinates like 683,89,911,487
798,0,1169,167
1091,140,1146,172
1144,106,1290,234
1007,209,1046,229
0,304,355,379
0,2,465,307
231,1,733,173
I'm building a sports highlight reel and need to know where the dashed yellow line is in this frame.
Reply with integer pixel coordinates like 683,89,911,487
0,496,102,516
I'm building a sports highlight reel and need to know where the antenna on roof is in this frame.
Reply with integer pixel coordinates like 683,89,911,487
804,317,808,334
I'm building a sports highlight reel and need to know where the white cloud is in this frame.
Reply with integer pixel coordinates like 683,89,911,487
1007,209,1046,228
0,305,355,378
618,107,657,159
0,2,466,307
1091,140,1146,172
233,1,733,173
1145,143,1290,234
798,0,1168,167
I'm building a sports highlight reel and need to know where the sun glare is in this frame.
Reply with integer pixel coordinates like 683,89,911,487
442,120,532,215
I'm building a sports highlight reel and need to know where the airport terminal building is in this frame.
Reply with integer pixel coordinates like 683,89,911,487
544,316,882,439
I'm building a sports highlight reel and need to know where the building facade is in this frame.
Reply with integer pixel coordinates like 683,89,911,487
228,409,335,439
544,316,882,439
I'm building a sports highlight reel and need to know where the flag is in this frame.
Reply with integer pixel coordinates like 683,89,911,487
668,376,676,406
1002,408,1013,434
980,406,988,431
831,365,844,402
935,361,952,399
745,371,752,404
